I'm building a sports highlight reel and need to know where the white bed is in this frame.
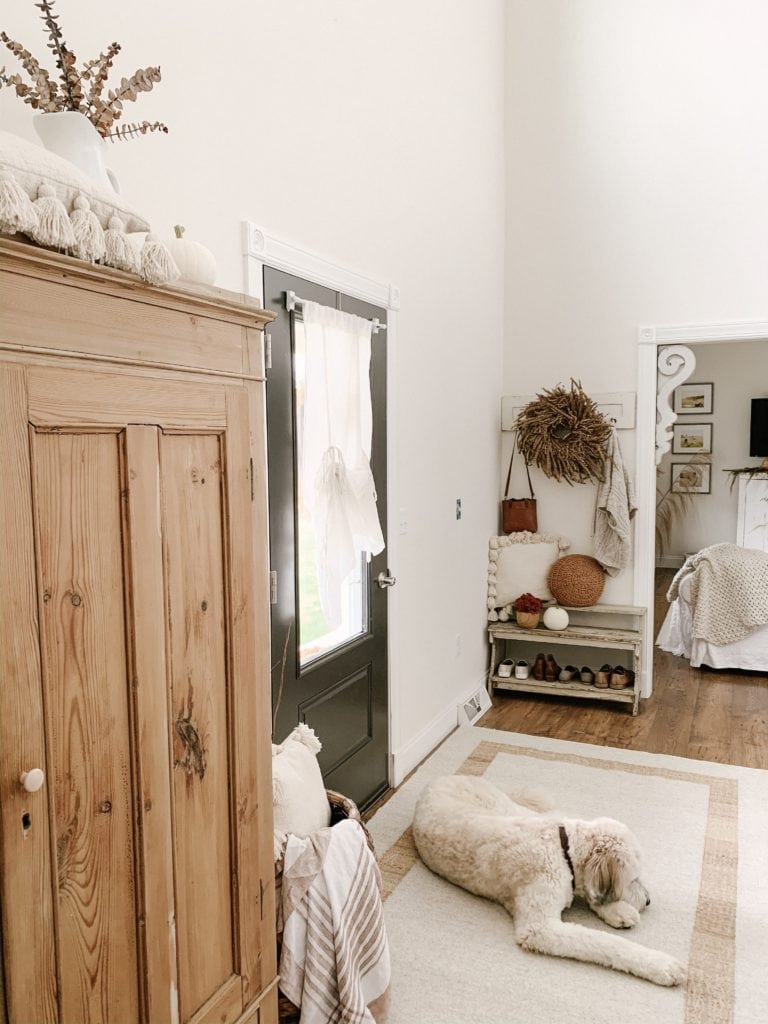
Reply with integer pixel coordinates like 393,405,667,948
657,573,768,672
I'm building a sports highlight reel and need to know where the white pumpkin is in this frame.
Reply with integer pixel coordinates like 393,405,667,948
543,605,569,631
166,224,217,285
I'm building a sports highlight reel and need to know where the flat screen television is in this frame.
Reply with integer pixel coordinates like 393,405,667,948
750,398,768,458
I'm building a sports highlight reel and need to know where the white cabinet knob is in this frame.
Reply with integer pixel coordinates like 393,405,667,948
19,769,45,793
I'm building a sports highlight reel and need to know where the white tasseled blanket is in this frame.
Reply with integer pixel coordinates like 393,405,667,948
667,543,768,645
275,819,390,1024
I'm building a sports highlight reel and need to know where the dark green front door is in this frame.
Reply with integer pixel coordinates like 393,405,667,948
264,267,389,809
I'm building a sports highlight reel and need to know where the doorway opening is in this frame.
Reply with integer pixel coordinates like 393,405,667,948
634,321,768,696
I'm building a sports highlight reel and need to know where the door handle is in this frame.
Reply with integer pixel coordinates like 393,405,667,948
377,571,396,589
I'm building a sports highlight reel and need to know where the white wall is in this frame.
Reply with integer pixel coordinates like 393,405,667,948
657,342,768,562
504,0,768,604
1,0,506,780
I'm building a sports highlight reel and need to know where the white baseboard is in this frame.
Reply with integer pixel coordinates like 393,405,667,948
391,677,487,787
391,705,457,788
639,666,651,699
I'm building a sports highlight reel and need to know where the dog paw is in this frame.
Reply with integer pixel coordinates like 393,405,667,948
646,954,687,987
600,902,640,929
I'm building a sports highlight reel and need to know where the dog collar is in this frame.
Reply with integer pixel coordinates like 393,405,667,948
559,825,575,891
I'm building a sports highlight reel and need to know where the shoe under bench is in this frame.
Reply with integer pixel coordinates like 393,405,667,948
487,604,646,715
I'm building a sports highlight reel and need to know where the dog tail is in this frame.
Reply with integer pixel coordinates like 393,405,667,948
507,785,557,813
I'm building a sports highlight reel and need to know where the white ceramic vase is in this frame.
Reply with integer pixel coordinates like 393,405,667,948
33,111,120,193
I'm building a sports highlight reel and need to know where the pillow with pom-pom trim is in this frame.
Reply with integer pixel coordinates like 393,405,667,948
0,130,150,234
272,724,331,838
0,131,180,285
487,531,570,612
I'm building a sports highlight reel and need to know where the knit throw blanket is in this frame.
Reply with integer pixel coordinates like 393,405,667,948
276,819,391,1024
667,543,768,645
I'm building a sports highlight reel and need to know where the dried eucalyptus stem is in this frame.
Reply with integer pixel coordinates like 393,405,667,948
0,1,166,141
106,119,168,142
0,30,57,108
36,0,81,109
84,42,120,110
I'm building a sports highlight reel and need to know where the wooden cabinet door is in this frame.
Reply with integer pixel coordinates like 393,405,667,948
0,363,274,1024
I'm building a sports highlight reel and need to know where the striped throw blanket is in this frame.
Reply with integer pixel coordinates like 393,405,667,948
276,819,390,1023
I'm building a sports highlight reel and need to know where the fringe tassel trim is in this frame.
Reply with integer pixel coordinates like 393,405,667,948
31,182,76,250
104,215,139,273
0,172,39,236
140,233,180,285
0,173,184,288
70,194,105,263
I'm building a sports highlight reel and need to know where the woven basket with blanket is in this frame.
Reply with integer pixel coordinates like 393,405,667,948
275,789,379,1024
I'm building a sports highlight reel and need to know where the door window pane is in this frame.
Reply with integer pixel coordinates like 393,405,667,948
294,320,368,666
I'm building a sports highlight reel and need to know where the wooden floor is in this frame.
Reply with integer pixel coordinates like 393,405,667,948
478,570,768,770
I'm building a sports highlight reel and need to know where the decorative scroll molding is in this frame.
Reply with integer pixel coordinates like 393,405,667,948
655,344,696,463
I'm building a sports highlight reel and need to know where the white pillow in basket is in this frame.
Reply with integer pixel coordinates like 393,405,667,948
0,129,150,232
272,723,331,837
487,532,570,610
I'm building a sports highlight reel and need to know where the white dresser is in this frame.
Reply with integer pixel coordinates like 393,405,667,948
736,472,768,552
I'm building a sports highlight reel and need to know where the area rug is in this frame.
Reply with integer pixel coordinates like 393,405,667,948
366,726,768,1024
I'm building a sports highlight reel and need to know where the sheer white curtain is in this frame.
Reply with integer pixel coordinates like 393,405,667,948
300,301,385,627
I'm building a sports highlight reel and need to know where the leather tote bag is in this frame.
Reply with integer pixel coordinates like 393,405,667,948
501,438,538,534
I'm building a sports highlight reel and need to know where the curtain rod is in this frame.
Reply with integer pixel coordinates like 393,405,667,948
284,290,387,334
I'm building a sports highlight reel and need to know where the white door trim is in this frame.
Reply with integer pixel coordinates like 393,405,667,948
634,318,768,697
241,222,401,785
242,222,400,311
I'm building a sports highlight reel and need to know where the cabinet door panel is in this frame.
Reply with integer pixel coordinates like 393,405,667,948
0,367,57,1024
161,431,237,1022
32,430,140,1024
124,426,178,1024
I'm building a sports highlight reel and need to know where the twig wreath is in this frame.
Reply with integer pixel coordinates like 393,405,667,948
516,380,611,485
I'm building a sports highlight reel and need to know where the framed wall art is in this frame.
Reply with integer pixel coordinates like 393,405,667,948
671,422,712,455
673,382,714,415
671,461,711,495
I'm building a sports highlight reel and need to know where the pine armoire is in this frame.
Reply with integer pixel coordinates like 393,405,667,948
0,238,278,1024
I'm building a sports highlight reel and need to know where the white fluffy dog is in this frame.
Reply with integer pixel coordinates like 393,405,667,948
412,774,686,986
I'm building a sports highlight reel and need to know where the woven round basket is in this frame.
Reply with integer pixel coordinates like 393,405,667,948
547,554,606,607
276,790,376,1023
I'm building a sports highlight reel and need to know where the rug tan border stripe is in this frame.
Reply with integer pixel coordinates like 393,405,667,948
378,740,738,1024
